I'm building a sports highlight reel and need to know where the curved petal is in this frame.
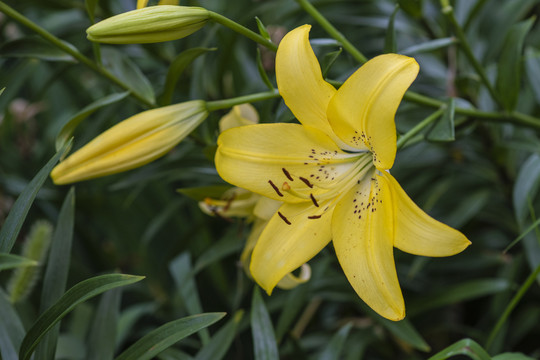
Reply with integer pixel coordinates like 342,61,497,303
276,25,338,138
250,200,333,293
215,123,359,203
384,172,471,256
276,264,311,289
327,54,419,169
332,171,405,320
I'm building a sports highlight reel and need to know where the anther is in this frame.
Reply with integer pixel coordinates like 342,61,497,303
310,193,319,207
308,215,322,219
278,211,291,225
268,180,283,197
282,168,294,181
299,177,313,188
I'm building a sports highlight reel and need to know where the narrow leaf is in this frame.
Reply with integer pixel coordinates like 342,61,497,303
0,140,71,254
56,92,129,151
398,0,423,18
0,36,76,62
19,273,144,360
384,5,399,54
321,48,342,79
525,47,540,103
513,154,540,225
257,48,275,91
400,37,457,55
376,317,430,352
0,289,25,358
255,17,271,40
194,311,244,360
85,0,99,23
496,17,535,111
427,97,455,141
116,303,156,350
318,322,353,360
87,289,122,360
427,338,491,360
115,313,226,360
0,253,37,271
251,288,279,360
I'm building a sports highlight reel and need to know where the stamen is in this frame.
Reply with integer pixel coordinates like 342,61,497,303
299,177,313,188
268,180,283,197
308,215,321,219
278,211,291,225
310,193,319,207
282,182,291,191
282,168,294,181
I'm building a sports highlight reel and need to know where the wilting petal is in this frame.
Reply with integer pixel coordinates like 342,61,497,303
383,172,471,256
275,25,338,138
327,54,419,170
250,200,333,293
51,101,207,184
215,123,359,202
333,171,405,320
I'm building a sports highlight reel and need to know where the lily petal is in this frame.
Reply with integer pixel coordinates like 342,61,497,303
276,25,338,138
332,171,405,320
137,0,148,9
384,171,471,256
215,123,359,202
250,200,333,293
327,54,419,169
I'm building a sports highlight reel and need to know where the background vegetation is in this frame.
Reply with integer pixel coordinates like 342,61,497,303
1,0,540,359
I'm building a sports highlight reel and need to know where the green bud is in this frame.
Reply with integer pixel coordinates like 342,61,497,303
87,5,210,44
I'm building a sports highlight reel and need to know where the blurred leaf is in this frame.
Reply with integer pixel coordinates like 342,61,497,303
257,48,274,90
251,288,279,360
525,47,540,110
0,289,25,359
400,37,457,55
398,0,422,18
19,274,144,360
102,47,155,105
504,217,540,253
0,87,4,96
318,322,353,360
495,17,535,111
160,48,215,106
321,48,342,79
427,98,455,142
35,187,75,360
55,92,129,151
275,284,308,342
427,338,491,360
85,0,99,23
0,36,76,62
377,317,430,352
194,311,244,360
177,185,232,202
255,17,271,40
409,279,509,316
169,253,210,344
115,313,226,360
116,303,156,350
0,253,37,271
493,353,536,360
0,140,70,254
193,232,244,274
513,154,540,225
87,288,122,360
384,5,399,54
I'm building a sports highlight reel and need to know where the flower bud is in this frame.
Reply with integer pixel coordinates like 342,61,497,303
87,6,210,44
51,100,208,184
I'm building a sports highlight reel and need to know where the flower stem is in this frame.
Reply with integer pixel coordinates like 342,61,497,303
208,11,278,52
440,1,501,107
295,0,368,64
0,1,154,108
397,107,445,149
206,89,280,112
485,263,540,350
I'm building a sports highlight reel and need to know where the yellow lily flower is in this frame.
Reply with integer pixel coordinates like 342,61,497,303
87,5,209,44
51,100,208,184
215,25,471,320
137,0,179,9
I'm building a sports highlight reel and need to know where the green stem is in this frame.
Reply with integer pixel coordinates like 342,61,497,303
397,108,445,149
485,263,540,350
206,89,280,111
0,1,154,108
208,11,277,52
295,0,368,64
441,1,501,106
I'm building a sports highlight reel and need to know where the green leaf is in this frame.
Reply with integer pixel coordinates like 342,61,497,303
318,322,353,360
493,353,537,360
0,36,76,62
255,17,271,40
35,187,75,360
513,154,540,225
0,87,5,96
275,284,308,342
427,97,455,142
377,317,430,352
321,48,342,79
87,288,122,360
384,4,399,54
400,37,457,55
0,253,37,271
257,48,275,91
19,273,144,360
427,338,491,360
85,0,99,23
115,313,226,360
102,47,155,105
0,140,71,254
116,303,156,350
194,311,244,360
504,217,540,253
251,288,279,360
398,0,422,18
495,17,535,111
193,233,243,274
159,47,215,106
0,289,25,359
55,92,129,151
525,47,540,103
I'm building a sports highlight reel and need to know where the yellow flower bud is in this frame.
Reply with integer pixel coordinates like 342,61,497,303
51,100,208,184
87,6,210,44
